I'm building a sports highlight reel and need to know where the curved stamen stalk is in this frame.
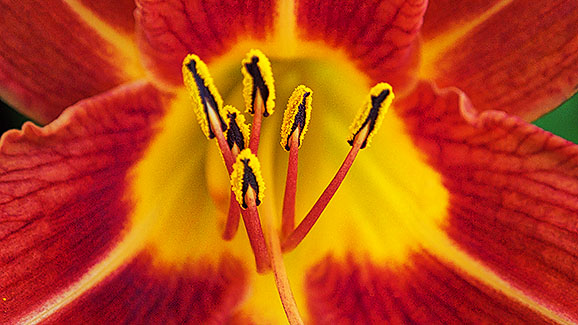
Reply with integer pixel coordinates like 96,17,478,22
282,83,394,252
282,126,366,252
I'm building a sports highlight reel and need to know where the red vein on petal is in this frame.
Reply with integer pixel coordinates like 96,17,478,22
64,0,143,79
19,201,156,324
397,82,578,322
420,231,573,324
420,0,514,78
0,81,166,322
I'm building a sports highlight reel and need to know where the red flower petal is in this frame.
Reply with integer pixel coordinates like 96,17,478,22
306,253,551,323
0,0,143,124
399,81,578,320
47,251,249,323
0,82,165,322
421,0,503,40
421,1,578,121
296,0,427,92
135,0,277,86
77,0,137,34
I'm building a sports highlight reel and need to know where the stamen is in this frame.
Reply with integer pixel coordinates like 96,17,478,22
231,149,270,272
182,54,236,171
282,84,394,252
347,83,394,149
242,49,276,116
242,49,276,153
231,150,265,209
183,52,392,322
280,85,313,238
280,85,312,151
182,54,226,139
222,105,250,240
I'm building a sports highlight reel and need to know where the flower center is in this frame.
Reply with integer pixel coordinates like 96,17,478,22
128,48,450,323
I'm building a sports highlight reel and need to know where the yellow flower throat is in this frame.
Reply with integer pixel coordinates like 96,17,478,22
129,46,449,323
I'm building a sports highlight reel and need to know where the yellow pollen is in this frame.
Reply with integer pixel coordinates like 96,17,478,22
280,85,313,151
230,149,266,209
223,105,250,150
347,83,394,149
182,54,225,139
241,49,276,116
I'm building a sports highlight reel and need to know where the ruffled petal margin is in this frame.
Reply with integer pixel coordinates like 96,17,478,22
296,0,427,93
0,82,164,322
0,0,143,124
46,251,249,324
421,0,578,121
306,253,551,323
399,81,578,321
135,0,277,87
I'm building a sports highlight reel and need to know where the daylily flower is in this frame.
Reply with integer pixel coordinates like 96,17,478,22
1,0,578,323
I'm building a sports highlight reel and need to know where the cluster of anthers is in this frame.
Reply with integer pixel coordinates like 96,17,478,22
182,49,394,324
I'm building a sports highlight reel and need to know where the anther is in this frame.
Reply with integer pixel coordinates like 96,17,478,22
282,83,394,252
231,149,265,209
182,54,227,139
242,49,276,153
221,105,250,240
223,105,250,153
347,83,394,149
182,54,236,172
242,49,275,116
280,85,313,151
280,86,313,238
230,149,270,272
